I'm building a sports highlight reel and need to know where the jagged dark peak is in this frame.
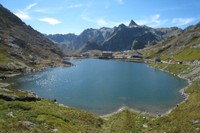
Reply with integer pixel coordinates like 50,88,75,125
119,23,127,28
79,28,99,36
99,27,113,32
129,20,138,27
117,24,127,31
86,28,96,31
99,27,114,39
100,27,110,30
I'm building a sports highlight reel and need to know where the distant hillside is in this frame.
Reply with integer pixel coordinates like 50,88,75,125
141,22,200,62
47,27,114,53
0,4,63,75
47,20,182,53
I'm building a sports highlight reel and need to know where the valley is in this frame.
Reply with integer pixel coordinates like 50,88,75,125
0,2,200,133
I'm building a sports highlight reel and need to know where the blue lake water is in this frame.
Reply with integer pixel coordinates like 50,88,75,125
9,59,187,115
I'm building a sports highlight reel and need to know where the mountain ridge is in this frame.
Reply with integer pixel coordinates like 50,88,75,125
47,21,182,53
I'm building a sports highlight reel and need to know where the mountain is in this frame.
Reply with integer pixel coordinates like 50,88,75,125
47,33,78,52
47,20,182,53
128,20,138,28
47,27,114,53
0,4,64,75
101,22,182,51
141,22,200,62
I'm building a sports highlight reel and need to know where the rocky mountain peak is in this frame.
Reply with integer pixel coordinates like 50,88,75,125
129,20,138,27
119,23,127,28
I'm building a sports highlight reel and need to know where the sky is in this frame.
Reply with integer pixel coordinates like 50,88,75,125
0,0,200,35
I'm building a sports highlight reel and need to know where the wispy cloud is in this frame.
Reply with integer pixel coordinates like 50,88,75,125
135,14,168,27
35,8,49,13
34,7,63,14
14,3,37,20
81,13,107,27
67,2,92,9
25,3,37,11
116,0,124,5
96,19,108,27
14,11,30,20
150,14,168,27
172,18,195,26
135,14,196,27
81,13,129,27
68,4,83,8
39,18,61,25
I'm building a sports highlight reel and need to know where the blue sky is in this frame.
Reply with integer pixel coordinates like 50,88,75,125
1,0,200,35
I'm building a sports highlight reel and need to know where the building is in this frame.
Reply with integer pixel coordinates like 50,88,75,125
100,51,113,59
131,52,143,58
154,56,161,63
175,60,183,64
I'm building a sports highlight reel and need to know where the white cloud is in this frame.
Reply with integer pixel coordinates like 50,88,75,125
96,19,108,27
35,7,63,14
25,3,37,11
34,8,57,14
135,20,148,25
81,13,129,27
39,18,61,25
35,8,49,13
14,3,37,20
81,13,108,27
116,0,124,5
68,4,83,8
172,18,195,26
14,10,30,20
135,15,195,28
150,14,166,27
135,14,168,27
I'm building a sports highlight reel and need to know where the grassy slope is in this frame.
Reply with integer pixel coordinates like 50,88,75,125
0,89,103,133
174,48,200,61
0,44,8,66
140,33,200,61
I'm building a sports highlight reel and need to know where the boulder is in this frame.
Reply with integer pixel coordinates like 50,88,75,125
7,112,14,118
0,91,41,101
19,121,36,129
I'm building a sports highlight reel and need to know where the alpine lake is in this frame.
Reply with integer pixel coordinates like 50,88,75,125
7,59,188,115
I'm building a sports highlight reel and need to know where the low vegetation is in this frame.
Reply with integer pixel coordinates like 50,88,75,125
0,45,8,66
0,88,103,133
173,48,200,61
0,53,8,66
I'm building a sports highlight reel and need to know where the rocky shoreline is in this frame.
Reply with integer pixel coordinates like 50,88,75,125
0,59,198,119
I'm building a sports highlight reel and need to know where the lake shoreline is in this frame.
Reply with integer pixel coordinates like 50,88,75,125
101,61,192,118
146,63,192,117
0,59,192,118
